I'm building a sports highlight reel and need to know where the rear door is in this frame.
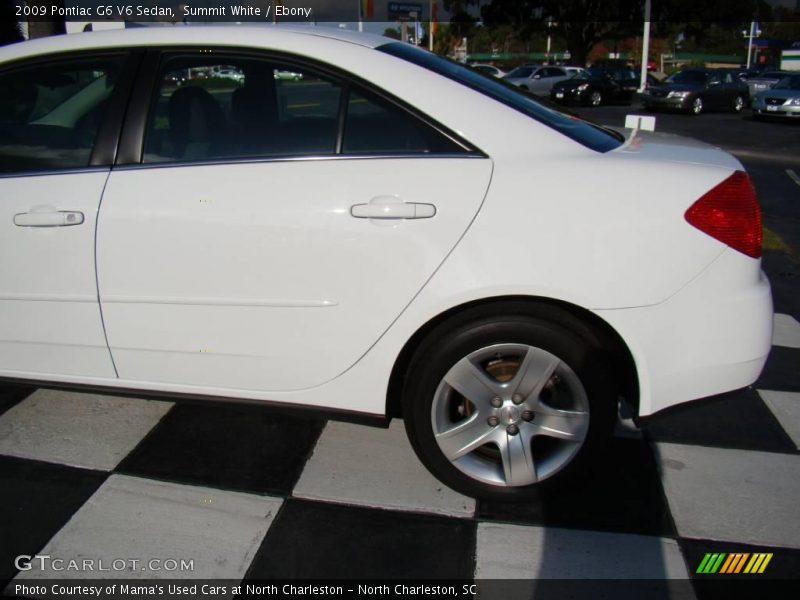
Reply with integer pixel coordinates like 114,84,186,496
705,72,727,108
97,49,493,393
0,53,133,379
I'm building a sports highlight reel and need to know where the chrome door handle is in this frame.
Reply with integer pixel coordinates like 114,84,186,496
351,197,436,220
13,209,84,227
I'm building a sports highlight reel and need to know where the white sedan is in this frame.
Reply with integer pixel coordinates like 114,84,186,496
0,26,772,500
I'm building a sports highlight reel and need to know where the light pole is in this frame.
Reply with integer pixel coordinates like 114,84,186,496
545,16,554,64
638,0,651,93
743,21,761,69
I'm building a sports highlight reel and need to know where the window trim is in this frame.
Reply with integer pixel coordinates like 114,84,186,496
0,50,141,177
117,46,485,168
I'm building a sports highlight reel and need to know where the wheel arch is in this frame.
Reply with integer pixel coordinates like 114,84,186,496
386,295,639,419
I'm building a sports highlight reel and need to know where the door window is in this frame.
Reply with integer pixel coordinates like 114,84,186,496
343,89,462,154
0,57,124,174
143,51,466,163
143,55,341,162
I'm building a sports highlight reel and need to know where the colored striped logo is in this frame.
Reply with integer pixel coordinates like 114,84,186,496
696,552,773,574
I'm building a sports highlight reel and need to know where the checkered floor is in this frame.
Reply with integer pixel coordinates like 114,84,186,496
1,263,799,598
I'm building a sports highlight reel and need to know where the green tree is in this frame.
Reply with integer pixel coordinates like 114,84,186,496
481,0,642,66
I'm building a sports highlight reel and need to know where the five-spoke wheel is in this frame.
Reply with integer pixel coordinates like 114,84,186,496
431,343,589,487
403,308,616,500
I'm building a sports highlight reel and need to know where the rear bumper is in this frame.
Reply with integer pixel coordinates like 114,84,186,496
597,250,773,417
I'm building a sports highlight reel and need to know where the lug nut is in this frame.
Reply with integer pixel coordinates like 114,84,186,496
490,396,502,408
507,424,519,435
522,410,534,422
487,416,499,427
512,393,524,405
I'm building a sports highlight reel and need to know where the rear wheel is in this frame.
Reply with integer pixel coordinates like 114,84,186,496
402,309,617,501
732,94,745,113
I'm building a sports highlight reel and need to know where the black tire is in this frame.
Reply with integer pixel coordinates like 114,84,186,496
688,96,703,115
402,304,617,501
732,94,745,113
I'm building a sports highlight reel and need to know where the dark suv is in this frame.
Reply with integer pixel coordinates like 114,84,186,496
641,68,748,115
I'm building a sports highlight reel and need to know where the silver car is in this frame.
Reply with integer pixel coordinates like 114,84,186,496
751,73,800,120
746,70,789,98
503,65,575,96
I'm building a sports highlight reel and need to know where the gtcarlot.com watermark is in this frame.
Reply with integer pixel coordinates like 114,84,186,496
15,554,195,573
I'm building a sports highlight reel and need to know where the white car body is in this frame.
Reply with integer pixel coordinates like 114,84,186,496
0,26,772,496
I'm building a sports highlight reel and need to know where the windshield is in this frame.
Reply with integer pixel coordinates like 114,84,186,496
572,70,593,80
667,70,708,84
774,75,800,91
378,43,623,153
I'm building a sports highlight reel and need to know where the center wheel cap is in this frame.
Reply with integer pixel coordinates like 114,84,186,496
499,405,521,426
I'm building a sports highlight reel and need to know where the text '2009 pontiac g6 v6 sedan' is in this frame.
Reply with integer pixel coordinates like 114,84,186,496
0,26,772,500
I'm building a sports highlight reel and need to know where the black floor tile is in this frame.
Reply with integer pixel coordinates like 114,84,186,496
642,388,797,453
0,456,106,586
477,437,673,536
116,404,325,496
0,385,35,418
679,538,800,600
245,499,475,579
756,346,800,393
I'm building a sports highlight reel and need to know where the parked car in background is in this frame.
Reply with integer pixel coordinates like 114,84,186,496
503,64,575,95
470,63,506,78
0,26,772,501
550,66,643,106
751,73,800,120
641,68,748,115
215,68,244,83
745,70,790,99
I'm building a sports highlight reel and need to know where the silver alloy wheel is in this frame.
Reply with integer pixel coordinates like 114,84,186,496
589,91,602,106
430,343,590,487
733,95,745,112
691,96,703,115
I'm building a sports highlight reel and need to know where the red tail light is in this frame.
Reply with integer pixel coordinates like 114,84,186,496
684,171,762,258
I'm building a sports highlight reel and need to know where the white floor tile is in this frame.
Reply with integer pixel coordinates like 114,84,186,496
14,475,282,580
656,443,800,548
0,390,172,470
292,420,475,518
759,390,800,450
475,523,689,579
773,313,800,348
